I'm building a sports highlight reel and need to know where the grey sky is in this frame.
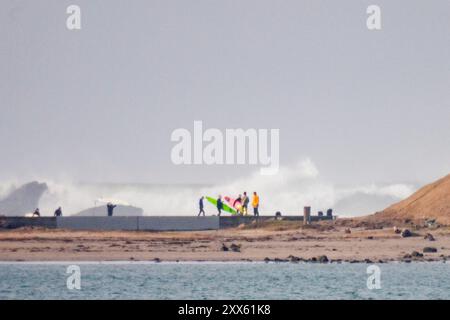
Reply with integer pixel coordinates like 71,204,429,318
1,0,449,186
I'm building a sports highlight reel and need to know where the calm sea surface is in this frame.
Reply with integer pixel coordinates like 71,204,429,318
0,262,449,299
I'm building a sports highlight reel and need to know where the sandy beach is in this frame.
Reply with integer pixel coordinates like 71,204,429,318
1,221,449,263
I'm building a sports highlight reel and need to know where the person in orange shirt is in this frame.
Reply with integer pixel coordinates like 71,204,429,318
252,192,259,217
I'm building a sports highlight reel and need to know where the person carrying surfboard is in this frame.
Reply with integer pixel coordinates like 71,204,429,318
198,196,205,216
217,195,223,216
233,195,243,215
252,192,259,217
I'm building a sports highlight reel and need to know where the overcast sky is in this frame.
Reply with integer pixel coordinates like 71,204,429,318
1,0,449,186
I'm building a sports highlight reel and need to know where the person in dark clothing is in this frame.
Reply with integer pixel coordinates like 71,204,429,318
198,196,205,216
54,207,62,217
242,192,249,215
217,195,223,216
107,203,117,217
32,208,40,217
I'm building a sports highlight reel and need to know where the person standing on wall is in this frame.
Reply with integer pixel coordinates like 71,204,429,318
107,203,116,217
233,194,243,215
217,195,223,216
242,192,249,215
54,207,62,217
252,192,259,217
32,208,40,217
198,196,206,216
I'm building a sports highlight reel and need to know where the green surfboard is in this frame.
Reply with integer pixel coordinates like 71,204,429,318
205,196,236,214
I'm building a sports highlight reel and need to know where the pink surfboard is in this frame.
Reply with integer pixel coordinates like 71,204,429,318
224,196,242,213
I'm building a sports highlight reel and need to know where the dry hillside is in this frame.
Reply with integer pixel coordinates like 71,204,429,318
371,174,450,225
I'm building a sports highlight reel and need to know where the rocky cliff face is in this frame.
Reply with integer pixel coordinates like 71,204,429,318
0,182,48,216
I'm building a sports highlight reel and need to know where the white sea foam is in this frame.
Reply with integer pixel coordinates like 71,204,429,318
1,159,416,216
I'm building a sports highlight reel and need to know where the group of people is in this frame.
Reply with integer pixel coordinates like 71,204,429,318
198,192,260,217
30,204,118,217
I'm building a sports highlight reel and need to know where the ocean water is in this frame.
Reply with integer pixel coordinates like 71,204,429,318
0,262,449,300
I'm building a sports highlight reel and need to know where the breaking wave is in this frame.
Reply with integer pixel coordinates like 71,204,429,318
1,159,416,216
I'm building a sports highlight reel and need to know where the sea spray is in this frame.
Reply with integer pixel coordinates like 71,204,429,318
2,159,415,216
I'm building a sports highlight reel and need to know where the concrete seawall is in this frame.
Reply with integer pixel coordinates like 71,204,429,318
137,217,219,231
0,217,57,229
0,215,332,231
56,216,220,231
57,217,139,231
219,215,332,228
